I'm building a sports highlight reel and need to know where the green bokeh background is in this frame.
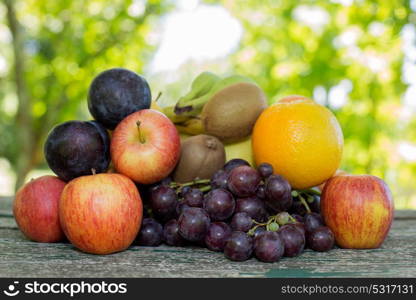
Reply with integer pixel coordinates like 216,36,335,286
0,0,415,208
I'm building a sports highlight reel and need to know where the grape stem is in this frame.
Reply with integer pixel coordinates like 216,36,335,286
298,194,312,214
248,213,299,236
169,179,211,189
297,188,321,196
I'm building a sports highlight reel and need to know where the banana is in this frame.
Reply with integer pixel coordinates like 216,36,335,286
177,72,220,106
175,118,204,135
173,74,256,118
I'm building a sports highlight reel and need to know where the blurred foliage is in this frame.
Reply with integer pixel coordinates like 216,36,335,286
206,0,415,208
0,0,172,188
0,0,415,208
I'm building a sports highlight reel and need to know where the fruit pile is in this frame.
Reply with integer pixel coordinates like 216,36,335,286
13,68,394,261
140,159,334,262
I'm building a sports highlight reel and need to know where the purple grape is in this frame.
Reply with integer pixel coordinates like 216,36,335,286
176,202,191,218
230,212,253,232
150,185,178,221
178,207,210,242
184,188,204,207
254,231,284,263
235,196,268,222
310,195,321,213
179,185,191,197
223,159,250,173
136,218,163,246
278,224,305,257
163,219,186,246
308,226,334,252
256,184,266,199
289,200,308,216
205,222,232,251
252,226,266,239
203,189,235,221
264,175,292,213
224,231,253,261
292,213,304,223
292,222,306,236
257,162,274,179
304,212,324,234
228,166,261,197
211,169,229,189
160,177,173,186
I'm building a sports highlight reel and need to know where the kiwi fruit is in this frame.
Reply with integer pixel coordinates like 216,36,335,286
173,134,226,183
200,82,267,143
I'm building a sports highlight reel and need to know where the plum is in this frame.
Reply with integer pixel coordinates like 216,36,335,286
88,68,151,130
44,120,110,181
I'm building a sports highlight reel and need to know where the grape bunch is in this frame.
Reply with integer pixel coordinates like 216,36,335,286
136,159,335,262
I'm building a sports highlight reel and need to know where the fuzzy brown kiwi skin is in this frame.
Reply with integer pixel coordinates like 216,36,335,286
173,135,226,183
201,82,267,143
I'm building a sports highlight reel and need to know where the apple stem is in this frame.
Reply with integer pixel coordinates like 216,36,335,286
298,194,312,214
136,121,146,144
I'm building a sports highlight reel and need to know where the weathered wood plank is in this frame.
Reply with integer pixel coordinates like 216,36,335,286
0,216,415,278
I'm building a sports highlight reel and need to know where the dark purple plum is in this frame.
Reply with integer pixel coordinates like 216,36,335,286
235,196,268,222
224,231,253,261
223,159,250,173
264,175,292,213
178,207,210,242
205,222,232,251
44,120,110,181
136,218,163,246
163,219,186,246
254,231,285,263
88,68,151,130
203,189,235,221
278,224,305,257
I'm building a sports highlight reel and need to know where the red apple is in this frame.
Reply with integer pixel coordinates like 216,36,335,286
59,173,142,255
13,175,66,243
111,109,180,184
317,169,349,192
321,175,394,249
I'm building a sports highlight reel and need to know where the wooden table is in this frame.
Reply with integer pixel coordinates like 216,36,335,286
1,197,415,278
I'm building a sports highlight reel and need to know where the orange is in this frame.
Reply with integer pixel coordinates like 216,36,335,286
252,97,343,189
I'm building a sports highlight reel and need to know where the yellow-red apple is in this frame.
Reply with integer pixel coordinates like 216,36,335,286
317,169,349,191
14,175,66,243
321,175,394,249
111,109,180,184
59,173,142,254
